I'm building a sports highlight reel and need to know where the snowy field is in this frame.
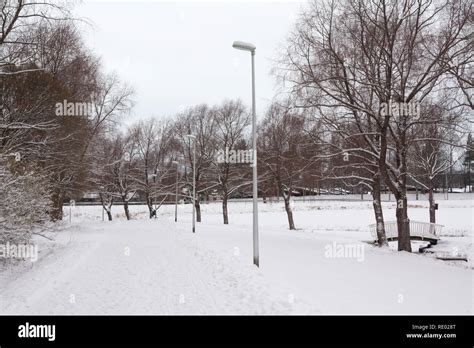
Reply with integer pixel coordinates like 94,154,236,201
0,194,472,314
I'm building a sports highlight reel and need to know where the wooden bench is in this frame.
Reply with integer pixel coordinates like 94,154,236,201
435,252,468,262
369,220,443,245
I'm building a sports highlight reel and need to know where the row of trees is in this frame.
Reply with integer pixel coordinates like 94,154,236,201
88,93,471,243
1,0,472,255
276,0,473,251
89,100,252,224
122,0,471,253
0,1,133,247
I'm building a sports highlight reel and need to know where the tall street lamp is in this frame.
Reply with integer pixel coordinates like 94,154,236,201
172,160,179,222
232,40,259,267
185,134,196,233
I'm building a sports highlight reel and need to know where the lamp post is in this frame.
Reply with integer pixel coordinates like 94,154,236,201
185,134,196,233
99,185,105,221
69,199,75,223
172,160,179,222
232,40,259,267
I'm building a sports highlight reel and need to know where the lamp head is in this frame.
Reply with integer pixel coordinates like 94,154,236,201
232,41,256,53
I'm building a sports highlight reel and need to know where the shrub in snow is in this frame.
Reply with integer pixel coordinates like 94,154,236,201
0,165,52,261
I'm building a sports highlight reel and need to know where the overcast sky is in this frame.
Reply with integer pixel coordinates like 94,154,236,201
74,0,306,124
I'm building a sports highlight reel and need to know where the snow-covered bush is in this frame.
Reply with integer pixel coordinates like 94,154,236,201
0,165,52,248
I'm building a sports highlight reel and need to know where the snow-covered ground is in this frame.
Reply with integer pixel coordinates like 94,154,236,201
0,195,472,314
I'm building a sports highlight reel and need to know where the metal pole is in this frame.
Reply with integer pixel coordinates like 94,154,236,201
175,164,179,222
192,140,196,233
467,156,472,192
449,148,453,194
445,170,448,200
251,51,259,267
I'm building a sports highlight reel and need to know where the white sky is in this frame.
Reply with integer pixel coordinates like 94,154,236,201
74,0,306,124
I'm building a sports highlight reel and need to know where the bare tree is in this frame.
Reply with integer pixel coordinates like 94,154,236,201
408,104,465,223
98,133,139,221
209,100,251,224
175,104,216,223
131,118,173,219
0,0,73,75
280,0,472,251
258,101,313,230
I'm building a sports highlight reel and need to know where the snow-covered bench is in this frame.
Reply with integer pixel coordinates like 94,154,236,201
369,220,443,245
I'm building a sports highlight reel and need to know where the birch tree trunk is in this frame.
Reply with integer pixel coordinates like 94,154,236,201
283,191,295,230
372,175,387,246
123,198,131,221
428,181,436,223
195,197,201,222
222,192,229,225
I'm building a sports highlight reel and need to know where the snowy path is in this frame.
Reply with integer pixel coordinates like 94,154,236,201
0,202,472,314
0,221,295,314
